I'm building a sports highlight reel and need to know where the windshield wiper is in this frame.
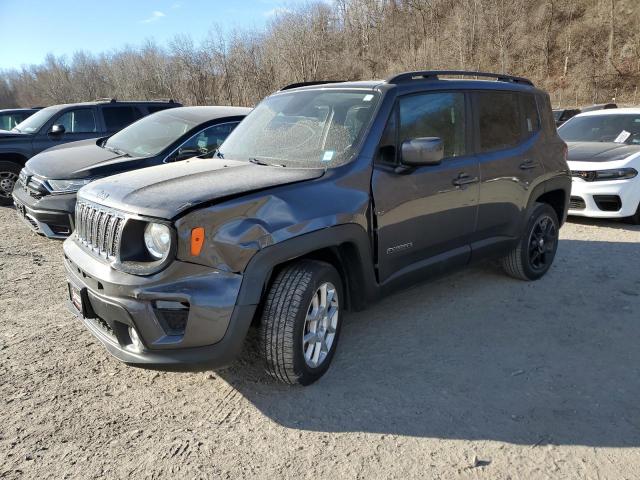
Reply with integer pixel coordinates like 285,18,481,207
103,144,130,157
249,157,286,167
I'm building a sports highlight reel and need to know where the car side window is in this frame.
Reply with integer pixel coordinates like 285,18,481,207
477,91,522,152
54,108,97,133
399,92,466,159
102,106,143,132
376,106,398,164
166,122,240,162
521,94,540,136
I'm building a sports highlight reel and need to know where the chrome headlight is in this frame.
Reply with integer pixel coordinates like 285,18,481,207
571,168,638,182
143,222,172,260
47,178,93,193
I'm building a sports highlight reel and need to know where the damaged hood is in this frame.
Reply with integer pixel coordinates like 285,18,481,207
79,158,325,219
566,142,640,162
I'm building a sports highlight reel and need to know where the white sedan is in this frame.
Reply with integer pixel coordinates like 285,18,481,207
558,108,640,224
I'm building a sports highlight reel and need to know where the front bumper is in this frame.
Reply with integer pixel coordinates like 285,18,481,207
63,238,255,367
12,186,75,238
568,176,640,218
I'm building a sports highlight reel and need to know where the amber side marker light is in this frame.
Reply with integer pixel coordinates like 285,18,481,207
191,227,205,256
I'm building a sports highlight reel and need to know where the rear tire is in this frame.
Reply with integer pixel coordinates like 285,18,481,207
258,260,343,386
502,202,560,281
0,161,21,206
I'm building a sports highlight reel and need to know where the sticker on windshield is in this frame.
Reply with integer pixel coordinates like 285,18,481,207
363,94,374,102
614,130,631,143
322,151,334,162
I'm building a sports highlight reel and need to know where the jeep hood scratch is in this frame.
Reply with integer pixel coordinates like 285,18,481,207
78,158,325,219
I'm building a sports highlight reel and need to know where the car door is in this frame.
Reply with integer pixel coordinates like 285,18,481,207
32,106,100,154
372,91,479,284
473,90,545,243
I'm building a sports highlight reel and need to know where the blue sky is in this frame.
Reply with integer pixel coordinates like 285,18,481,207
0,0,315,70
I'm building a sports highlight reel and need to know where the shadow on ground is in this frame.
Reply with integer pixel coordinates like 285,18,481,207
567,216,640,231
218,238,640,447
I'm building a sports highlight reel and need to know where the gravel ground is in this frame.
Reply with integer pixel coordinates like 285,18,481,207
1,205,640,479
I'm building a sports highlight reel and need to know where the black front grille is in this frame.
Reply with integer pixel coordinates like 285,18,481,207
594,195,621,212
75,201,124,258
569,196,586,210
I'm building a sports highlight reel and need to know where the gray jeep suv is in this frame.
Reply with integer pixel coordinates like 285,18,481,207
63,71,570,385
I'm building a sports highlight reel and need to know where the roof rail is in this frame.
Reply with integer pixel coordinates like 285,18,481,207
280,80,345,91
93,97,118,103
386,70,534,86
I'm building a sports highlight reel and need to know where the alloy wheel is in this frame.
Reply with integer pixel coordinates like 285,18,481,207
0,171,18,199
302,282,339,369
528,215,557,271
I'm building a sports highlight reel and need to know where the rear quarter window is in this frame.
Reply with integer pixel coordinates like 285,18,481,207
521,94,540,136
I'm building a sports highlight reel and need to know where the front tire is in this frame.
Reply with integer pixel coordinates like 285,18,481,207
502,202,560,281
626,202,640,225
0,161,21,206
258,260,343,385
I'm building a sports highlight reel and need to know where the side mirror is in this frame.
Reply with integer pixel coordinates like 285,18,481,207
49,124,66,136
401,137,444,166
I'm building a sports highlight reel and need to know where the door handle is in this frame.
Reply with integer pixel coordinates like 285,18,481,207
519,159,537,170
452,173,479,187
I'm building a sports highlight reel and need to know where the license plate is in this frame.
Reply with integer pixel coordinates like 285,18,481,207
69,284,84,314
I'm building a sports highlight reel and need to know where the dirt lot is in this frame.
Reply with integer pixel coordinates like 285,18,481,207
1,206,640,479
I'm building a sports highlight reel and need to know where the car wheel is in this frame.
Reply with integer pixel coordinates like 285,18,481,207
626,202,640,225
0,161,21,207
258,260,343,385
502,202,560,281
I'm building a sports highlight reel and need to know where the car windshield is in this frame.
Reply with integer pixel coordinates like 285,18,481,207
12,107,57,133
104,109,200,157
553,111,563,121
217,89,380,168
559,114,640,144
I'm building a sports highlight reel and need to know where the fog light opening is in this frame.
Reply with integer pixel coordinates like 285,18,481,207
128,326,143,352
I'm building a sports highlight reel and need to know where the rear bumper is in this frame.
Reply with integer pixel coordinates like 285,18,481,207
568,176,640,218
12,186,75,238
63,238,256,367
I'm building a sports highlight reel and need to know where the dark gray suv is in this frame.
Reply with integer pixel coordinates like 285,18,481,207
63,71,570,385
0,99,180,205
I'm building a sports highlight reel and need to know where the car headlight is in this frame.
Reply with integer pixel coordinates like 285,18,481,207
143,223,172,259
571,168,638,182
47,178,93,193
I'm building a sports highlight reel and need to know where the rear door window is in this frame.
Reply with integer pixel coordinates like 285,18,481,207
102,106,143,131
477,91,522,152
147,105,175,114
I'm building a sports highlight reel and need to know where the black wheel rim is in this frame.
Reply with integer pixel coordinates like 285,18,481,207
528,215,557,271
